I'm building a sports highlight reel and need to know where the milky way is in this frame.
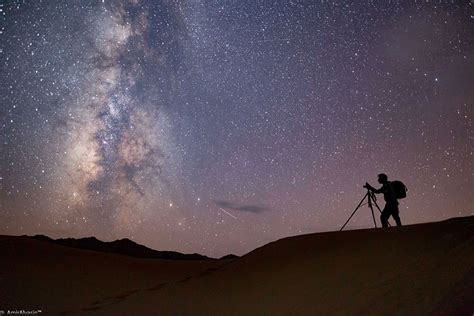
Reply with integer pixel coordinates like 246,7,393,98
51,2,183,235
1,1,473,257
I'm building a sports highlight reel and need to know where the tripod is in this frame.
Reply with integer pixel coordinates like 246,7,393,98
340,189,388,231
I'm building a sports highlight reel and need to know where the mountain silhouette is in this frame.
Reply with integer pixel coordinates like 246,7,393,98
26,235,229,261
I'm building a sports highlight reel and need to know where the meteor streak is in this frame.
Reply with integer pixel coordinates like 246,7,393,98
219,208,238,220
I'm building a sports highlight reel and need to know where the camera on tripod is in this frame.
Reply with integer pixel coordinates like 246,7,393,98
340,183,386,231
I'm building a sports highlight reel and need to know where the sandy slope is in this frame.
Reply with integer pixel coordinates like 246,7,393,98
0,236,224,315
1,217,473,315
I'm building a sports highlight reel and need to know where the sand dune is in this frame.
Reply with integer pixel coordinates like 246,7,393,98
0,236,224,315
1,217,473,315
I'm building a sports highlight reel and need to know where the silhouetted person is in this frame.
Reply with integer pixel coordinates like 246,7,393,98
364,173,402,227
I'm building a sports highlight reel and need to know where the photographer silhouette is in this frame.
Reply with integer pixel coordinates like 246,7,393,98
364,173,402,227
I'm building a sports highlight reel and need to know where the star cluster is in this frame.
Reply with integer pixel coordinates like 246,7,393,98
1,0,473,257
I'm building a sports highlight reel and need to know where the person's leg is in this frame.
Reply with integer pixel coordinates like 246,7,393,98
380,205,390,227
391,205,402,226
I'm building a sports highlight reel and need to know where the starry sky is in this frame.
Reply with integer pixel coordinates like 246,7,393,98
1,0,473,257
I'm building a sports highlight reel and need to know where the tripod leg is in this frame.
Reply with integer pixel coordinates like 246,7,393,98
368,198,377,228
340,193,368,231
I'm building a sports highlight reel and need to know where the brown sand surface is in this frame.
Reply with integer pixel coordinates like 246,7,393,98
1,217,473,315
0,236,225,315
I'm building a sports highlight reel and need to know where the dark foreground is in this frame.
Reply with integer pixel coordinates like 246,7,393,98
1,216,473,315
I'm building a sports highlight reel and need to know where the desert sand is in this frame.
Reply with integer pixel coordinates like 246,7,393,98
1,216,473,315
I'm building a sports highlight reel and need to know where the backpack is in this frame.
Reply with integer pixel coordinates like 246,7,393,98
391,180,407,199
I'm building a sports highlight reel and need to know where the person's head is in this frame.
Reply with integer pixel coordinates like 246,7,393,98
377,173,388,184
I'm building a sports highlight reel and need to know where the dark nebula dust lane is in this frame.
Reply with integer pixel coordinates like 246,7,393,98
1,1,473,257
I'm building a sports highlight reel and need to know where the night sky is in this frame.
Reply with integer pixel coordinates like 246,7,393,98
1,0,473,257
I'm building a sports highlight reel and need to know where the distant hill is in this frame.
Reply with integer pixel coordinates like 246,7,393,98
25,235,230,261
219,254,239,260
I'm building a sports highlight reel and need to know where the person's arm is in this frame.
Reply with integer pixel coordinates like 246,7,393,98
365,182,383,194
